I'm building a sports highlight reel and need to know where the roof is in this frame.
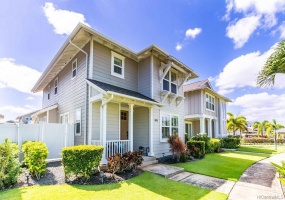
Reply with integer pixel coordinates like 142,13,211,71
16,110,39,120
32,23,198,92
31,104,58,117
87,79,158,103
184,79,232,102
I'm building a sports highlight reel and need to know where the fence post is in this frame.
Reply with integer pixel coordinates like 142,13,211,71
65,124,68,147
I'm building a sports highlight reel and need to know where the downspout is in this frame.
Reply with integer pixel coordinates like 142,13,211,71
69,39,88,145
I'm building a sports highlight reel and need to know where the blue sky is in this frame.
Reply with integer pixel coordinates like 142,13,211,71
1,0,285,124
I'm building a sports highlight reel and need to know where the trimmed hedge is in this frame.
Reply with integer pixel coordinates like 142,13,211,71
22,141,48,180
187,141,205,159
0,139,20,190
243,138,285,145
221,137,241,149
209,138,221,153
62,145,104,179
190,134,211,153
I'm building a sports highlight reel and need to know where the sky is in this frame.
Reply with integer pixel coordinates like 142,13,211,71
0,0,285,124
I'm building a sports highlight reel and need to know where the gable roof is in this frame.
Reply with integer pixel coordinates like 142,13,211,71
32,23,198,93
184,79,232,102
87,79,158,104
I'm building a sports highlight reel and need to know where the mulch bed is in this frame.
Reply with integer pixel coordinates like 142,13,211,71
14,161,143,188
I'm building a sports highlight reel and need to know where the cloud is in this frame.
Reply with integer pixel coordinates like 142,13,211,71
185,28,202,39
26,97,35,100
277,21,285,39
0,58,41,94
226,16,260,49
224,0,285,48
0,105,34,120
214,43,285,93
175,43,183,51
218,89,234,95
230,92,285,123
43,2,90,35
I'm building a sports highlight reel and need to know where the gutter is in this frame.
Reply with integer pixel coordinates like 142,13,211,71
69,39,88,145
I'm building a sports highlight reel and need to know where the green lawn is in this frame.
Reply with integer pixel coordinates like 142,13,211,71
236,145,285,155
0,172,227,200
173,151,269,182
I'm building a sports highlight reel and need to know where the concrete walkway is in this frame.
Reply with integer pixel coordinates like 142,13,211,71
228,153,285,200
141,164,235,195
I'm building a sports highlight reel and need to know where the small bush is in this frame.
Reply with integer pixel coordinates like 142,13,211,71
179,150,189,162
191,134,211,153
168,135,186,161
221,137,241,149
187,141,205,159
22,141,48,180
209,138,222,153
107,151,143,178
0,139,20,190
243,138,285,145
62,145,104,179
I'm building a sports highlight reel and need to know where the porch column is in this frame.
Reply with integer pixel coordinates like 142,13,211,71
88,102,92,145
200,117,205,133
208,118,212,138
46,110,49,123
129,104,134,151
101,103,107,164
148,107,154,156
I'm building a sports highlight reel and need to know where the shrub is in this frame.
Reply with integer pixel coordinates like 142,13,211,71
221,137,241,149
187,141,205,159
22,141,48,180
107,151,143,178
209,138,221,153
0,139,20,190
243,138,285,145
179,150,189,162
62,145,103,179
191,134,211,153
168,135,186,161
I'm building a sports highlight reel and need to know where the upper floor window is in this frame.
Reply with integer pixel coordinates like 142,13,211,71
54,78,58,95
47,85,50,100
161,113,179,142
206,93,215,111
72,59,77,78
163,70,177,94
111,51,125,79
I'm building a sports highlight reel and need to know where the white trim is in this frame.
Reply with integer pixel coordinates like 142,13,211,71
118,103,121,140
75,108,82,136
54,77,58,95
205,92,215,112
161,69,178,95
60,114,64,123
200,90,203,113
64,112,69,123
32,104,58,117
86,79,107,94
184,114,217,120
71,59,77,79
160,111,179,142
128,104,134,151
89,93,104,103
159,61,172,83
150,55,154,99
89,39,94,79
148,107,154,156
111,51,125,79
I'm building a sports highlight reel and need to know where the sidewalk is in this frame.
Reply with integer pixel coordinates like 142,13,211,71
228,153,285,200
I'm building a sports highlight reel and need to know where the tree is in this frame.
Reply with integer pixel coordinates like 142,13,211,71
227,112,248,136
253,120,269,137
265,119,285,150
257,40,285,88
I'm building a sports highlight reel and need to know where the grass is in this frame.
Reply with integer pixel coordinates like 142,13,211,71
236,145,285,155
0,172,227,200
173,151,269,182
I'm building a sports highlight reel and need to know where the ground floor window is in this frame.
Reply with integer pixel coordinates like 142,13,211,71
75,108,81,136
161,113,179,141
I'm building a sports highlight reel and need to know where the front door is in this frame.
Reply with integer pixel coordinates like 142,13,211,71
120,111,128,140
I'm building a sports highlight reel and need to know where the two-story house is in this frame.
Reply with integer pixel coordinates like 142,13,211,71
31,23,199,162
184,80,231,140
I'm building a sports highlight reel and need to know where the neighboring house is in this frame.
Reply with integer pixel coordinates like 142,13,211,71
184,80,231,139
16,110,39,124
0,114,4,123
31,23,229,162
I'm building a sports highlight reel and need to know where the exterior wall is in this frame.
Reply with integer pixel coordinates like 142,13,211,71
92,102,100,140
184,90,201,115
42,43,90,145
152,56,186,157
106,102,119,140
48,109,57,123
133,107,149,151
92,41,138,91
138,56,151,98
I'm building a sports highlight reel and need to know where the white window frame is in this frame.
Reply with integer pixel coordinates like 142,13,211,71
59,114,63,124
185,122,193,140
47,85,50,100
75,108,81,136
72,59,77,79
162,70,178,94
60,112,69,124
160,112,179,142
54,77,58,95
205,93,215,112
111,51,125,79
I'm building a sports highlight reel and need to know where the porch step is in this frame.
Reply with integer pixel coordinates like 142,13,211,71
140,160,158,167
142,156,156,162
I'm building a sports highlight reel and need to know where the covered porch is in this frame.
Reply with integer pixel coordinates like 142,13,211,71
185,115,219,139
87,79,162,163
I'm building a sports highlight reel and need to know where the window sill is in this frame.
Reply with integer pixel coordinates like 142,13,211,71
206,108,215,113
71,76,77,80
111,72,124,79
160,139,168,143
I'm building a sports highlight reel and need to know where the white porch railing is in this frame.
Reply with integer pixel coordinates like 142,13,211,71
106,140,131,159
91,140,101,146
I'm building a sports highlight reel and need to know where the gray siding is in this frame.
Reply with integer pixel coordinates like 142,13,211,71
42,43,90,145
138,56,151,98
92,102,101,140
93,41,138,91
184,90,201,115
133,107,149,151
106,103,119,140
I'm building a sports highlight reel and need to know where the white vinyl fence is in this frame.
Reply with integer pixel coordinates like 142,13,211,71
0,123,74,160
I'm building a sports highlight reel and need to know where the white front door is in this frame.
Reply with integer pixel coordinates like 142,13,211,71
185,122,192,140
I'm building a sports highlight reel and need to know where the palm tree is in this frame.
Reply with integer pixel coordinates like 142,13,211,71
265,119,285,150
227,112,248,136
253,120,269,137
257,40,285,87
